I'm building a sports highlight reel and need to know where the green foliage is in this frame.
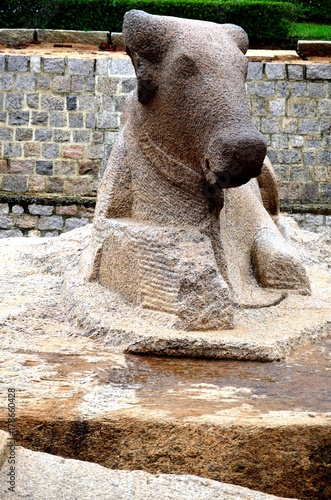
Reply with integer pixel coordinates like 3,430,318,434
296,0,331,24
0,0,299,44
293,22,331,40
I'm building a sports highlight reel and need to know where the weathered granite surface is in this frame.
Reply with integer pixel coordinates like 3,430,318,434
0,431,294,500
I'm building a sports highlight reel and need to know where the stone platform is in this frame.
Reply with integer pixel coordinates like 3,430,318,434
0,223,330,499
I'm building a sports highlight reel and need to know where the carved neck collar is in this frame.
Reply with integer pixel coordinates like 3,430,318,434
134,127,204,195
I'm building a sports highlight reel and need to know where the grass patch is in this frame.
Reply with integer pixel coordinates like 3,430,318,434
293,23,331,41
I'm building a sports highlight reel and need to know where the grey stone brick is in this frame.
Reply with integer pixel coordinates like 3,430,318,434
0,129,14,141
0,112,6,122
3,143,22,158
96,77,120,95
37,75,51,90
43,231,59,237
306,65,331,80
0,203,9,214
298,119,319,134
261,118,280,134
95,59,108,76
42,143,59,159
276,81,290,97
8,55,29,72
0,229,23,238
30,56,41,73
35,129,52,141
86,76,95,92
247,62,263,80
289,135,304,147
269,100,286,116
31,112,48,126
113,95,127,112
309,82,328,98
73,130,91,142
41,95,64,110
319,183,331,201
54,129,71,142
36,161,53,175
78,96,96,110
68,59,94,75
28,204,54,215
12,205,24,214
86,113,96,128
245,82,256,95
3,175,28,192
26,93,39,109
16,74,36,91
287,65,304,80
121,77,137,93
88,144,104,159
97,112,119,129
54,160,76,175
326,216,331,226
50,112,67,127
279,150,302,164
8,111,29,126
305,138,322,148
290,166,310,181
71,76,86,92
69,112,84,128
0,216,14,229
66,96,77,110
318,150,331,164
64,217,89,232
104,131,118,146
6,93,24,110
318,100,331,116
0,55,4,71
43,57,65,73
265,63,285,80
102,96,113,111
282,118,297,134
271,134,288,149
0,74,15,91
39,215,63,230
92,131,103,143
0,94,3,109
291,82,308,97
15,128,33,141
53,76,70,93
256,82,275,97
47,177,64,193
108,59,135,76
10,160,34,174
289,99,316,117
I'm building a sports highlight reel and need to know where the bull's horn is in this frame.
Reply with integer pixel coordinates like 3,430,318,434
123,10,169,63
223,24,249,54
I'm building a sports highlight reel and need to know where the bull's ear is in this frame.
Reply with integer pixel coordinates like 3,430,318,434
223,24,249,54
123,10,168,63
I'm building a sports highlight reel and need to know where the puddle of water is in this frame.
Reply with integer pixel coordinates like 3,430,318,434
98,338,331,415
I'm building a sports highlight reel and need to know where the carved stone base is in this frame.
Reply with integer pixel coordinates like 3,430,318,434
94,219,233,331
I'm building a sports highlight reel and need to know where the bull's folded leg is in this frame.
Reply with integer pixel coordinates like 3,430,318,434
220,173,310,307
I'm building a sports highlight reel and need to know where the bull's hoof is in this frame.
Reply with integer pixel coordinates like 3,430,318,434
251,229,311,294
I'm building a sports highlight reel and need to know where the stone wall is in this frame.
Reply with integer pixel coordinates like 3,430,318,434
0,53,330,237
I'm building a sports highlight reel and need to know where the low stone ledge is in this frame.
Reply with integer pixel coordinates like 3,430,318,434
0,29,125,49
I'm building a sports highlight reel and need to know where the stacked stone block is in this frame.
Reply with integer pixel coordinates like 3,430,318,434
0,54,135,203
0,54,330,237
246,62,331,205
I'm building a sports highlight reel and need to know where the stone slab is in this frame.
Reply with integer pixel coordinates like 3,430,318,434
0,431,293,500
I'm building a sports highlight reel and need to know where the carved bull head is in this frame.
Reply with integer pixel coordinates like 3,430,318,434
123,10,267,191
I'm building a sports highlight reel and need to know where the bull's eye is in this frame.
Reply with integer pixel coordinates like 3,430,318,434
174,54,199,78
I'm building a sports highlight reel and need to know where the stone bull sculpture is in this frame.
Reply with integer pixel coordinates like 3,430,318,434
86,10,310,331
